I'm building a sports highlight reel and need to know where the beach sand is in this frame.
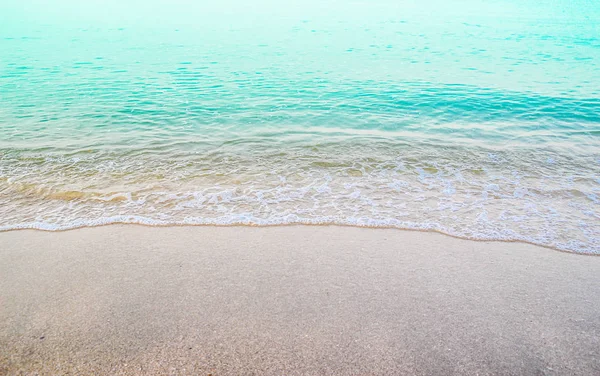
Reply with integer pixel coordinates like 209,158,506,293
1,225,599,375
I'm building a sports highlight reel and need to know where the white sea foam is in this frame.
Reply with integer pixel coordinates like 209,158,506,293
1,214,598,254
2,144,600,254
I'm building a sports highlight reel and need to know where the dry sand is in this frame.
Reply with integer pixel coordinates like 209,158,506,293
1,225,599,375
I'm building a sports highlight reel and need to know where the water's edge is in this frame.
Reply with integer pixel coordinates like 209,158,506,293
1,219,597,256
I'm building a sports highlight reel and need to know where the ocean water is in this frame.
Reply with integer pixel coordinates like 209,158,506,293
1,0,599,253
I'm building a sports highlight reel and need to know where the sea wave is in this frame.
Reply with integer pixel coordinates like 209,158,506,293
1,142,598,254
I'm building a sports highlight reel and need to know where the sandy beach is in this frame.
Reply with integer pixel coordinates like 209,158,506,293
1,225,599,375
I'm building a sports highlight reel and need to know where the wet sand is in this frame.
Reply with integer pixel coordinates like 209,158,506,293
1,225,599,375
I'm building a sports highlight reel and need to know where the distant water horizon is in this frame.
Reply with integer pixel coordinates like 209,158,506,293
1,0,599,253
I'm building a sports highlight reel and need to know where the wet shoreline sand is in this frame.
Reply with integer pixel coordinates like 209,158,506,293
1,225,600,375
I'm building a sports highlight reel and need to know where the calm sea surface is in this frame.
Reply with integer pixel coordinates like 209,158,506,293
1,0,599,253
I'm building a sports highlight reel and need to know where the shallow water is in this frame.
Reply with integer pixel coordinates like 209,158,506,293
1,0,599,253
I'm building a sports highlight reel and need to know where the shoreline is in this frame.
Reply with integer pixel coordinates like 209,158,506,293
2,225,600,375
0,222,596,256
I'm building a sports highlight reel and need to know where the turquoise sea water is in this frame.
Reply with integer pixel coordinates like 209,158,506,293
1,0,599,253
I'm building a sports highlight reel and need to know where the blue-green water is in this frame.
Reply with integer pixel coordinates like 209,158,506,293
1,0,599,253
